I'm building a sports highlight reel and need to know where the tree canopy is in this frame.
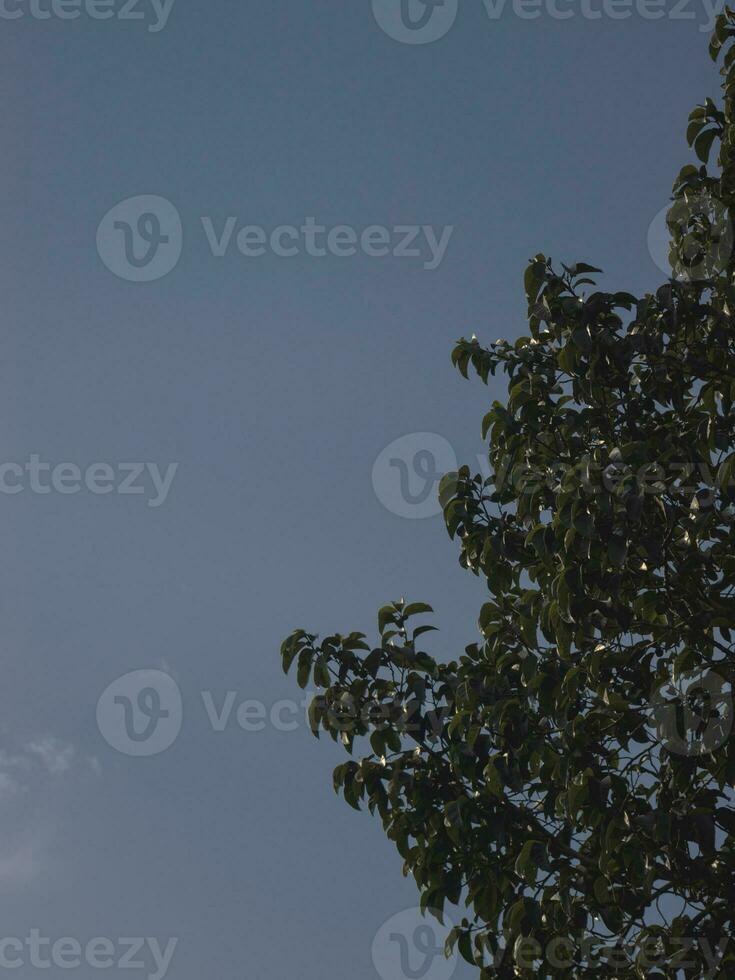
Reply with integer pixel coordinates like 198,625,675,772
281,17,735,978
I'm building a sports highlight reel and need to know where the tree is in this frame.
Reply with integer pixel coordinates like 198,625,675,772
281,18,735,978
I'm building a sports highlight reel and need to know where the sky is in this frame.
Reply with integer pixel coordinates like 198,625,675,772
0,2,724,978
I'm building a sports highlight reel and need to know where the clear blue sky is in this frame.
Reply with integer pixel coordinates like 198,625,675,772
0,3,720,977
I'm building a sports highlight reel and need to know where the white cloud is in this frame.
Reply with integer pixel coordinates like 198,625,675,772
0,840,43,887
26,738,75,774
0,737,90,892
0,772,18,801
0,750,30,772
0,735,94,800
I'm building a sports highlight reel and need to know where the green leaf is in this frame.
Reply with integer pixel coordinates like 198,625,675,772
458,931,475,966
403,602,434,618
694,126,718,162
363,649,382,677
483,759,504,798
378,605,398,633
593,876,611,905
313,655,330,688
718,451,735,490
608,536,628,567
296,649,313,689
514,840,542,883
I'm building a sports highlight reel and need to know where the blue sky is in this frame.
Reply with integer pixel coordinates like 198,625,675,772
0,2,722,977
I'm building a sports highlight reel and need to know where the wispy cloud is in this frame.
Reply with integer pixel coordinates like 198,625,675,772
0,771,19,801
0,737,96,784
26,738,76,774
0,838,44,887
0,736,97,891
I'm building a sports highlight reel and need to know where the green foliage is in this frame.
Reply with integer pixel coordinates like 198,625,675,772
281,18,735,977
